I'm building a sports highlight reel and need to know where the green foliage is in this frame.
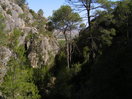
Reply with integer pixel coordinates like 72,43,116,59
25,32,38,43
50,5,82,68
49,66,79,99
0,0,131,99
54,50,67,74
66,1,132,99
38,9,44,17
114,0,132,40
29,9,39,20
0,27,40,98
76,11,116,62
50,5,82,31
0,43,40,99
50,67,73,98
19,13,26,19
29,9,35,14
83,46,90,62
0,14,7,46
46,21,54,32
100,28,116,46
32,66,52,98
79,23,86,30
47,47,82,98
70,63,82,75
1,58,40,99
46,1,132,99
19,13,32,26
8,29,23,49
50,63,82,99
31,11,46,33
58,39,66,47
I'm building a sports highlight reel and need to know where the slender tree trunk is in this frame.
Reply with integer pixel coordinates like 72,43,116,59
63,30,70,68
69,31,72,68
87,8,91,29
86,0,94,63
67,41,70,68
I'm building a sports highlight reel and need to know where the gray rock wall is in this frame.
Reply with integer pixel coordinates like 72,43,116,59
0,0,59,68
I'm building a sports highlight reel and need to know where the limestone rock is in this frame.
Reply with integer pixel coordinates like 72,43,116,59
0,47,12,83
28,52,39,68
0,47,12,66
28,35,59,68
0,0,59,69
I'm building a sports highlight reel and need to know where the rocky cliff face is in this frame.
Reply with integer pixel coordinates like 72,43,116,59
0,0,59,84
27,35,59,68
0,0,25,31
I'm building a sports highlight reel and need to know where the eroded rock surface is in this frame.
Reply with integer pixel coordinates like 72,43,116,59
28,36,59,68
0,47,12,83
0,0,59,68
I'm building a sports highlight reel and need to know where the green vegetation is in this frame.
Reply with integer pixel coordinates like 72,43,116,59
50,5,82,68
1,57,40,99
38,9,44,17
58,39,66,47
31,12,47,33
0,29,40,99
0,0,132,99
46,0,132,99
0,14,7,46
19,13,26,19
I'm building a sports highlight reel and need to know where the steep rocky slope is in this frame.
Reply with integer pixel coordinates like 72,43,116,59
0,0,59,85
